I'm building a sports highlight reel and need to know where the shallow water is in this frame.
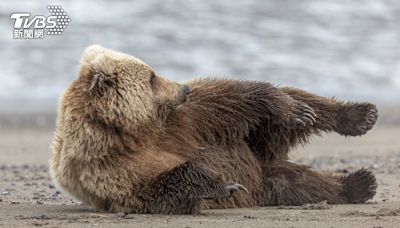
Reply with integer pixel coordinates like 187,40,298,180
1,0,400,111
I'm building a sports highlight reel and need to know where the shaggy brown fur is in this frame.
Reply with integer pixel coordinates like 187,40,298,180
51,45,378,214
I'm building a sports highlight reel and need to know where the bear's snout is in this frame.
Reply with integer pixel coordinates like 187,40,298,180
180,85,192,102
182,85,192,95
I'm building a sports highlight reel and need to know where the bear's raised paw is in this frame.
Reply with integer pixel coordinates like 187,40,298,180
337,103,378,136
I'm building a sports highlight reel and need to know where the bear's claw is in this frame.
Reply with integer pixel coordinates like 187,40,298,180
289,103,317,129
224,183,249,197
202,182,249,200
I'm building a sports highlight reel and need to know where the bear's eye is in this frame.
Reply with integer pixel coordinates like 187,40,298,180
149,71,156,86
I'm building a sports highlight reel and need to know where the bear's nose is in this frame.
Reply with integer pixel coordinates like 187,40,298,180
182,85,192,95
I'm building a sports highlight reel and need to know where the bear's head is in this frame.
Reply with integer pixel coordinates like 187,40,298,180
64,45,191,132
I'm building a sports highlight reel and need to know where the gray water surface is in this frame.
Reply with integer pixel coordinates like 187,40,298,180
1,0,400,111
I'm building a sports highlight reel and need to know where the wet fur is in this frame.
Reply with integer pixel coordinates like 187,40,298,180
51,46,378,214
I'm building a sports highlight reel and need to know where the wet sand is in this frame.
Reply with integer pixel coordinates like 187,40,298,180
0,122,400,227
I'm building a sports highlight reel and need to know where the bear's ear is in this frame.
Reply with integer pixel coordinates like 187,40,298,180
79,45,118,95
84,53,118,95
81,45,105,65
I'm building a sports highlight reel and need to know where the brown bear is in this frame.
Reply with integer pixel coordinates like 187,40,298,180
50,45,378,214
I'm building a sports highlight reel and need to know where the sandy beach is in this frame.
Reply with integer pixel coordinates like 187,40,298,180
0,112,399,227
1,0,400,226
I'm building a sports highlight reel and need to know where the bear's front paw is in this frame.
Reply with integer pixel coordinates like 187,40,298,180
288,102,317,129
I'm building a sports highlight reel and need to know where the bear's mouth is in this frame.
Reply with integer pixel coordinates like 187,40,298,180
159,85,192,113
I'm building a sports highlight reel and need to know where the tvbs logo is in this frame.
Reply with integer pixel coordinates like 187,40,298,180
10,5,71,39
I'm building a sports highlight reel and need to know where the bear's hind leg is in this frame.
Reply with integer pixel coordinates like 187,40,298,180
132,161,248,214
258,162,377,206
335,103,378,136
281,87,378,136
